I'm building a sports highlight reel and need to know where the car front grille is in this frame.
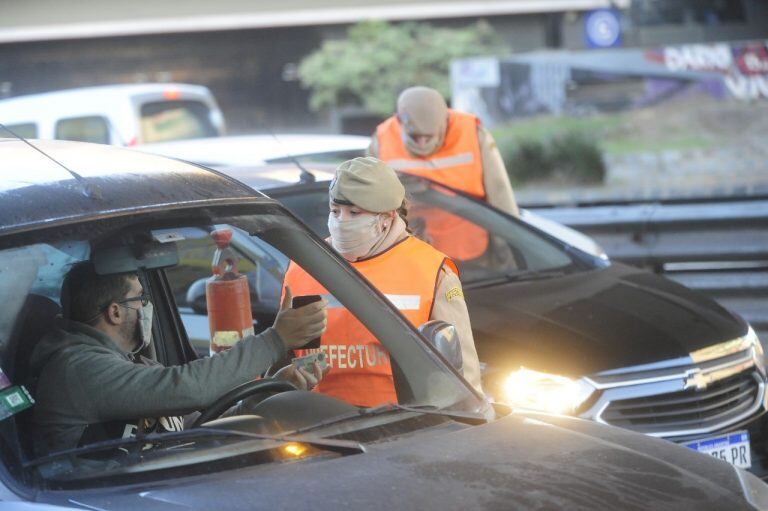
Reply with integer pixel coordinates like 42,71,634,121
600,371,762,435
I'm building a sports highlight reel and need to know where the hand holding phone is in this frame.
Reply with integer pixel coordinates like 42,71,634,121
291,294,323,348
275,289,326,350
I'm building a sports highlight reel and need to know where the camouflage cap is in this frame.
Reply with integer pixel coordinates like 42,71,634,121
329,157,405,213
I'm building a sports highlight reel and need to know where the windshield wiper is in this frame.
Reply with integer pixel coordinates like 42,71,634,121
465,268,569,288
289,403,488,435
503,268,569,282
24,427,364,468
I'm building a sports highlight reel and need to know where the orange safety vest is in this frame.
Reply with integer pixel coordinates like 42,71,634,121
377,109,485,198
283,236,457,407
376,110,489,261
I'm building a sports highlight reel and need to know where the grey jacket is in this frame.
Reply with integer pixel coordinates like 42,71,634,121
29,318,285,454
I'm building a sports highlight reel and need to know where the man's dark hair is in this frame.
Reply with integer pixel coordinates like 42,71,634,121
63,262,136,324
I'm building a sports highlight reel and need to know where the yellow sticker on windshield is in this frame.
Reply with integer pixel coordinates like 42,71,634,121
445,287,464,301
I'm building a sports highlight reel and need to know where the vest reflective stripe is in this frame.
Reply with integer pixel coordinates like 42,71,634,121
376,110,485,198
319,294,421,311
283,237,454,407
386,152,474,171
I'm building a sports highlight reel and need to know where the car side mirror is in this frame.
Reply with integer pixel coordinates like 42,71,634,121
418,320,463,372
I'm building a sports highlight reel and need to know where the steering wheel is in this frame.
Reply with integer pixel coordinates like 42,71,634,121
192,379,298,427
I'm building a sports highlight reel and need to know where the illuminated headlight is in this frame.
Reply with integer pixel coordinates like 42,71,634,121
503,367,595,415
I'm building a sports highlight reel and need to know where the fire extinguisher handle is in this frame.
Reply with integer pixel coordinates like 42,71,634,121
212,246,240,276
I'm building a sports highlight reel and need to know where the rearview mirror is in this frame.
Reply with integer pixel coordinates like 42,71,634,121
418,320,463,371
93,242,179,275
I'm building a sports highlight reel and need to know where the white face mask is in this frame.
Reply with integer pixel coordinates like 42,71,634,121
328,213,387,261
132,301,153,354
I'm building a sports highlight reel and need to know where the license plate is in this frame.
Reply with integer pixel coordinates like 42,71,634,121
684,430,751,469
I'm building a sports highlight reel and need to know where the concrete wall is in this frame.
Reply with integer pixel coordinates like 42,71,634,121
0,26,326,133
0,14,561,134
1,1,766,133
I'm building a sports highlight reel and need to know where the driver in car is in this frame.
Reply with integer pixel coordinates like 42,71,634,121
29,262,328,455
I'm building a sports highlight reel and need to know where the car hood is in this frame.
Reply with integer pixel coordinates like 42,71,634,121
45,411,754,511
465,263,746,377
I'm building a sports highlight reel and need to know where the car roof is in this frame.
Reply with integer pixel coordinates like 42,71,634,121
218,162,337,190
138,134,370,167
0,83,212,111
0,138,264,237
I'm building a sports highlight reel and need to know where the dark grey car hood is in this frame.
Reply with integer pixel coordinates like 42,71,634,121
45,411,754,511
465,262,747,377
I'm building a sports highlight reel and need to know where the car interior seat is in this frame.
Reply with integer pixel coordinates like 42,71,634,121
4,293,61,463
10,294,61,386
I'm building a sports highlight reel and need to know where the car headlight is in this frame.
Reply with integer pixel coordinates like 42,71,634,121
503,367,595,415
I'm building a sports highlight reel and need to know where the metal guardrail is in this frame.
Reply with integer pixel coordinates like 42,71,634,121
527,199,768,342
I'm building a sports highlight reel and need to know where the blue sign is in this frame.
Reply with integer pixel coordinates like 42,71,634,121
584,9,622,48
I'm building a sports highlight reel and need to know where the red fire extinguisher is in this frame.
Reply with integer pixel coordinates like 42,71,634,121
206,229,254,354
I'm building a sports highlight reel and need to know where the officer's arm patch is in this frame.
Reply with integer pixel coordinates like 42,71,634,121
445,286,464,301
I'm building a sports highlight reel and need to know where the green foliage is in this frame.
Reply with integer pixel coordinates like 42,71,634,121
549,132,606,183
505,139,553,183
499,131,606,185
298,20,504,116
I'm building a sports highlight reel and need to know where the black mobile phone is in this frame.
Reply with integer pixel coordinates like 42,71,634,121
292,294,322,348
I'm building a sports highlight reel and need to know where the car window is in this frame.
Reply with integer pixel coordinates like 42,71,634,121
166,227,285,357
277,179,581,284
55,116,110,144
157,215,468,409
3,123,37,139
140,100,218,143
2,206,476,484
168,223,444,391
0,241,89,351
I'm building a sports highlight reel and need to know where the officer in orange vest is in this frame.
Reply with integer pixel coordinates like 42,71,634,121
369,86,519,216
283,157,482,407
369,86,518,262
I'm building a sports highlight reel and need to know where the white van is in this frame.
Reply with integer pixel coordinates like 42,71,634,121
0,83,225,146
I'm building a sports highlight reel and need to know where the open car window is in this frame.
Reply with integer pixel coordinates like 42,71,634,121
167,219,468,408
0,203,479,486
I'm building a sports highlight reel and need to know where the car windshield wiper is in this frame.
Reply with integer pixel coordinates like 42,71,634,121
289,403,488,435
503,268,569,282
24,427,364,468
465,268,569,288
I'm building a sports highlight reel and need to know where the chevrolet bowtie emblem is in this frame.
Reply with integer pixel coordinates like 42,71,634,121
683,368,710,391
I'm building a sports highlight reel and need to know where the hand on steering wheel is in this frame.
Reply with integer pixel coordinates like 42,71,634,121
274,360,328,390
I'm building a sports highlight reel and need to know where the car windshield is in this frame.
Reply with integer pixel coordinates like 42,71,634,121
276,175,601,286
0,203,480,486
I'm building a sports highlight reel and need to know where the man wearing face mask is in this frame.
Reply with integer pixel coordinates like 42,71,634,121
369,86,518,217
369,86,518,262
30,262,327,455
283,157,482,407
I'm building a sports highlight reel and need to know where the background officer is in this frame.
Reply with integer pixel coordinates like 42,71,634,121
369,85,519,216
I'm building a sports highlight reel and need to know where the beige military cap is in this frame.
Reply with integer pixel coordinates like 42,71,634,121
329,157,405,213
